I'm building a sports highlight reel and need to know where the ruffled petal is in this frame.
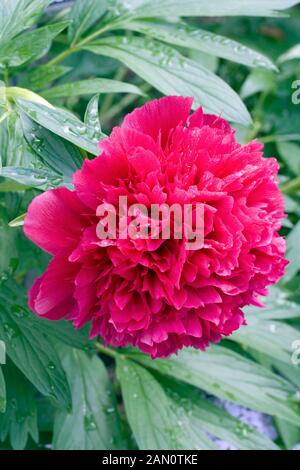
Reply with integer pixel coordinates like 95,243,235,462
189,106,233,133
122,96,193,146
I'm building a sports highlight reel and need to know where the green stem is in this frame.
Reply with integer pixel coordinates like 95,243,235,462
47,46,78,66
3,68,9,86
46,22,121,67
96,342,122,360
281,176,300,194
76,23,116,48
260,134,300,144
243,90,268,143
243,120,262,143
100,66,128,120
103,83,151,125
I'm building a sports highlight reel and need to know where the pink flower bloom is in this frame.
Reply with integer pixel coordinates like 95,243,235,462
24,96,287,358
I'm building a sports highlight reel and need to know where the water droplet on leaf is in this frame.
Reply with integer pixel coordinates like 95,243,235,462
84,415,97,431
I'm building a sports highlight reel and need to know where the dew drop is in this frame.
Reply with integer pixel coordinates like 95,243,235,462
16,412,26,424
253,58,269,68
106,407,115,414
84,414,97,431
225,391,236,401
33,136,42,145
0,397,5,411
294,390,300,401
11,304,29,319
0,272,8,283
11,398,17,408
77,125,86,135
3,323,19,340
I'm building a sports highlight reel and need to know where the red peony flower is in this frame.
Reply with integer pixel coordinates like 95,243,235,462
24,96,287,358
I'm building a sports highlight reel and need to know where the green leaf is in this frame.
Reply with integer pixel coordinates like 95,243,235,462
0,280,95,351
1,193,22,226
0,340,5,366
84,36,252,125
0,166,62,191
285,195,300,215
240,69,276,99
84,94,101,134
0,215,18,274
279,44,300,63
42,78,144,100
0,0,52,46
0,116,9,168
275,418,300,449
3,86,53,107
37,397,55,433
277,142,300,175
189,50,219,73
0,285,71,408
0,280,93,351
244,286,300,320
34,320,95,352
0,368,5,413
0,111,35,168
106,0,299,20
68,0,107,46
126,20,276,70
8,213,26,228
116,357,216,450
270,358,300,389
16,98,106,155
230,315,300,365
0,111,10,126
0,360,38,450
21,114,83,187
284,220,300,283
20,65,72,91
2,110,83,190
0,179,28,192
53,348,126,450
0,22,69,68
127,346,300,426
159,378,278,450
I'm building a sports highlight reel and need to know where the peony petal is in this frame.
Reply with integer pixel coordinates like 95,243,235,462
189,106,233,133
29,255,79,320
122,96,193,146
24,188,89,255
73,152,128,209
